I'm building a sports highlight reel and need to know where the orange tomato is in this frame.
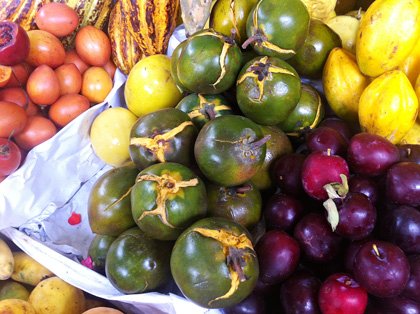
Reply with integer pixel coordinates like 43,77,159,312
64,50,88,74
55,63,82,95
14,116,57,150
81,67,113,103
26,65,61,106
49,94,90,127
0,101,28,138
75,26,111,67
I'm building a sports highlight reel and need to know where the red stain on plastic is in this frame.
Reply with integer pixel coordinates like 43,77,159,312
68,212,81,225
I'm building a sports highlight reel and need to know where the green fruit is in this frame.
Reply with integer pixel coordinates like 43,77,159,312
250,125,293,190
236,56,301,125
194,115,268,187
279,83,324,133
170,217,259,309
129,108,198,170
131,162,207,241
105,227,172,294
288,19,342,78
175,93,233,129
0,281,30,301
210,0,259,45
207,182,262,229
87,234,116,274
245,0,310,59
171,29,243,94
88,165,139,236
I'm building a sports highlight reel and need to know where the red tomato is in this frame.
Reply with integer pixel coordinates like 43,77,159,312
75,26,111,66
14,116,57,150
55,63,82,95
35,3,79,37
64,50,88,74
0,138,22,176
49,94,90,127
0,101,28,138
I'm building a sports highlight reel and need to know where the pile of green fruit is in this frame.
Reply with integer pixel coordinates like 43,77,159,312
85,0,420,312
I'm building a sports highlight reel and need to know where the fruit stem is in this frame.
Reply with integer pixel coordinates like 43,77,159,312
241,29,267,50
204,104,216,120
372,244,381,258
235,184,252,195
249,134,271,150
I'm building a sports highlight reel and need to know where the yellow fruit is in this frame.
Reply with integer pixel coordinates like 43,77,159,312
0,238,13,280
0,299,36,314
29,276,85,314
82,307,124,314
322,47,369,124
124,54,183,117
415,72,420,103
90,107,138,167
11,252,54,286
397,39,420,86
359,70,419,144
301,0,337,21
326,15,361,54
356,0,420,77
399,121,420,144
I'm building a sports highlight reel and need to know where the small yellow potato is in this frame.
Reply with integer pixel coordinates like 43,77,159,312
0,299,37,314
11,252,54,286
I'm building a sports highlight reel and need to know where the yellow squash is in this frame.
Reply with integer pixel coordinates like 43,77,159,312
399,121,420,145
415,68,420,102
322,47,369,124
0,299,37,314
358,70,419,144
356,0,420,77
397,39,420,86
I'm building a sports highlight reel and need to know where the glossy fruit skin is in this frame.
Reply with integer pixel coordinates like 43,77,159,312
373,296,420,314
0,138,21,176
294,212,342,263
55,63,82,95
264,193,304,232
319,117,354,142
0,21,30,66
87,234,116,274
27,64,61,106
81,66,113,103
64,50,88,74
35,3,79,37
171,29,243,94
222,291,266,314
90,107,138,167
14,116,56,150
280,271,322,314
245,0,310,59
131,162,207,241
49,94,90,127
75,26,111,67
288,19,342,78
271,153,306,196
398,144,420,164
256,230,300,285
194,115,266,187
386,162,420,207
305,126,348,156
347,132,400,177
129,108,198,170
318,273,368,314
301,150,350,200
353,240,410,298
126,54,183,117
236,56,301,126
105,227,172,294
402,255,420,302
25,30,65,68
380,205,420,255
87,164,138,236
0,101,28,138
170,217,259,309
279,84,324,133
207,182,262,230
348,175,379,204
175,93,233,129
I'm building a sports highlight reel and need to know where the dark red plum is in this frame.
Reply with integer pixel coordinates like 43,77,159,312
222,291,266,314
256,230,300,285
280,271,322,314
318,273,368,314
348,175,379,204
373,296,420,314
319,116,354,142
353,240,410,298
305,126,348,156
344,238,372,274
386,161,420,207
294,212,342,263
264,193,304,232
347,132,400,177
271,153,306,196
402,255,420,302
398,144,420,165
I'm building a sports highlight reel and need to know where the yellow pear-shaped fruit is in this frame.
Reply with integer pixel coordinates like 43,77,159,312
397,39,420,86
356,0,420,77
322,47,369,124
358,70,419,143
326,15,361,54
399,121,420,145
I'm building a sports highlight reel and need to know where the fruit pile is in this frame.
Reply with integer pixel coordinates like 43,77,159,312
83,0,420,313
0,2,116,182
0,237,122,313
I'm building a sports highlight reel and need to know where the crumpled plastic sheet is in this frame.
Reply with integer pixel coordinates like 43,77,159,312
0,25,221,314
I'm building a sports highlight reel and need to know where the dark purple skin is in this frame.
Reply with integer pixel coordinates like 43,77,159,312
353,240,410,298
373,296,420,314
402,255,420,302
380,205,420,254
398,144,420,165
264,193,305,232
271,153,306,196
222,291,266,314
344,238,372,274
280,270,322,314
305,126,348,156
319,116,354,142
386,161,420,207
335,192,377,241
347,132,400,177
348,175,379,204
294,212,342,263
256,230,300,285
